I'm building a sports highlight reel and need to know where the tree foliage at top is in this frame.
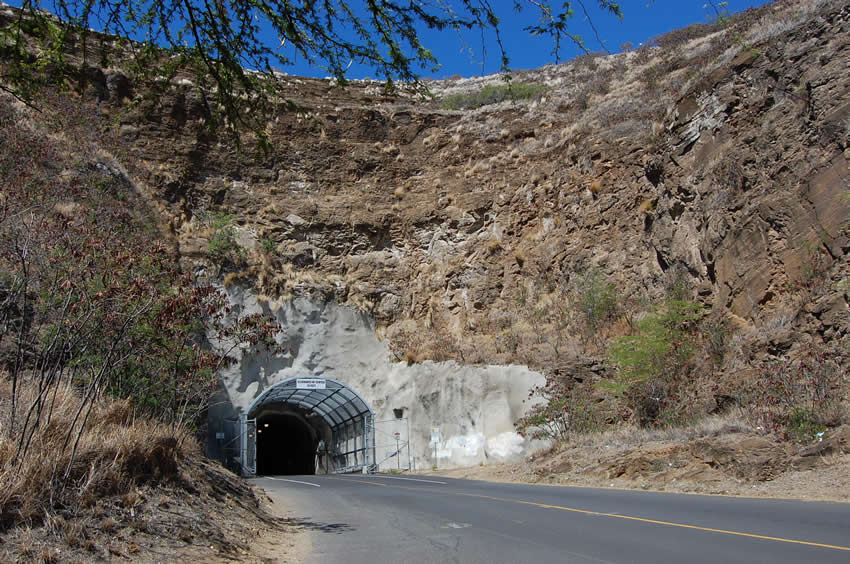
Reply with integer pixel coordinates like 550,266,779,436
1,0,622,137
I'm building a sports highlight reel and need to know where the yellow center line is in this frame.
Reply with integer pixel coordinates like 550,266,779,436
325,477,850,553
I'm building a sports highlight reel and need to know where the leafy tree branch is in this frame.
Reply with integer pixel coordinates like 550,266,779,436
1,0,622,140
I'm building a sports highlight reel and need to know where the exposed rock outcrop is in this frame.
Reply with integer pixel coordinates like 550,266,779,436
4,0,848,472
103,1,848,378
109,0,848,461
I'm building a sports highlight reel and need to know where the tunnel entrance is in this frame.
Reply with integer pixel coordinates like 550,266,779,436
240,377,375,476
255,411,319,475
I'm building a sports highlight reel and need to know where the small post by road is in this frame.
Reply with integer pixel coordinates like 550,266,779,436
430,427,440,470
394,432,401,471
407,417,413,471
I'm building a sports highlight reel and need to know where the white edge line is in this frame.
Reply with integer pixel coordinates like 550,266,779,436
368,475,447,484
265,477,321,487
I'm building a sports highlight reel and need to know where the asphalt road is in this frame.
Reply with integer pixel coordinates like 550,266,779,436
253,474,850,564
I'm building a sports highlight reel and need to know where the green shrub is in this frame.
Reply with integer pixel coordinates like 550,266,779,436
516,378,603,441
440,82,547,110
604,299,703,426
207,211,244,264
571,268,619,341
260,236,276,255
663,266,692,302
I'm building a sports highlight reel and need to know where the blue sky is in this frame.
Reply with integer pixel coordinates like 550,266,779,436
402,0,773,79
7,0,773,79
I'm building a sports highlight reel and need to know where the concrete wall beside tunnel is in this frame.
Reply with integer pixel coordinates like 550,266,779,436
207,293,548,474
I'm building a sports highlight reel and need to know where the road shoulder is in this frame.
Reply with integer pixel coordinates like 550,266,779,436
255,486,313,563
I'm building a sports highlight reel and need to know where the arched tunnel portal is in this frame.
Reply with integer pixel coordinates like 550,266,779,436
241,377,375,476
253,405,326,475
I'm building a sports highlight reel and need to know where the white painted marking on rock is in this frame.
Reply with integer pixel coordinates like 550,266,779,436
265,477,321,487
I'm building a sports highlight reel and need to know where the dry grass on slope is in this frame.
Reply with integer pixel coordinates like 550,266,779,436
0,382,183,530
0,381,289,562
438,412,850,502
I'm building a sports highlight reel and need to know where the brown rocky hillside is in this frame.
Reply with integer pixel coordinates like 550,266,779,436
2,0,848,454
96,0,849,393
1,4,849,557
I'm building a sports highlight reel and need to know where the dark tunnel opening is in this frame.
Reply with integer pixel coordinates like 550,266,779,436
256,412,318,475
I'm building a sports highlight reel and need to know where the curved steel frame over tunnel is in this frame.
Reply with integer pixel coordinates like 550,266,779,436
240,377,376,475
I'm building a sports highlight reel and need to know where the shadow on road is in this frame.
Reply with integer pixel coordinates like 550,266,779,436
282,517,355,534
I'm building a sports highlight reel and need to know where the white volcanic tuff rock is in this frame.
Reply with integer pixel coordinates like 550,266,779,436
215,286,546,470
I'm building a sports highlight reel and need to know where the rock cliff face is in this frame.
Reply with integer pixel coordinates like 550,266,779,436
6,0,847,467
120,0,848,365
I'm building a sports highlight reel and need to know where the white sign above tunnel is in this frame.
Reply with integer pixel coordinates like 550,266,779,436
296,377,327,390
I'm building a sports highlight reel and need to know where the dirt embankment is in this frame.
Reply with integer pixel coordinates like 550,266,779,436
0,447,303,564
433,420,850,503
0,383,301,563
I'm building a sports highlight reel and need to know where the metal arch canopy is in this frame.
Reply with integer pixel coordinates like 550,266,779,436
246,376,374,428
242,376,376,475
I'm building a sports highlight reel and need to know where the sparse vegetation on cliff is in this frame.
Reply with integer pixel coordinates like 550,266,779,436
0,0,621,145
747,342,847,441
206,211,246,268
605,299,704,427
440,82,548,110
